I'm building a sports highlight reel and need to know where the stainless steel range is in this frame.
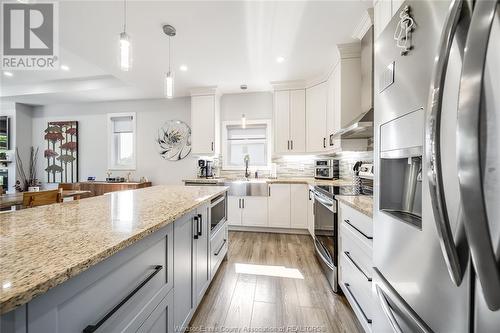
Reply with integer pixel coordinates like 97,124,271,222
313,185,358,292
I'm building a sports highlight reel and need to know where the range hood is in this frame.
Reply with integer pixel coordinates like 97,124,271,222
334,108,373,139
334,22,374,141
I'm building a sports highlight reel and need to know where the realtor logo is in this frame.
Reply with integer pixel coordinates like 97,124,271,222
1,1,59,70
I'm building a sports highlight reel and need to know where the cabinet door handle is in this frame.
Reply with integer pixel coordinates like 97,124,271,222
323,138,326,148
214,239,227,256
242,198,244,209
287,140,290,150
291,140,293,150
197,214,202,236
83,265,163,333
193,216,199,239
268,187,271,196
211,142,214,151
238,198,241,209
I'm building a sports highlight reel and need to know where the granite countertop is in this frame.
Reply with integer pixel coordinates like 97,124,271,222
183,177,354,187
336,195,373,218
0,185,228,315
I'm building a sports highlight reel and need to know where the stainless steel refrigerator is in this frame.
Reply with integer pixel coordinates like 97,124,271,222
373,0,500,332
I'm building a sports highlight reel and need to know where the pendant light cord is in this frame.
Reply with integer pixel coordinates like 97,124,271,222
168,36,172,72
123,0,127,32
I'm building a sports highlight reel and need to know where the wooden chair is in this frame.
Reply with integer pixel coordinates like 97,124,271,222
22,189,62,208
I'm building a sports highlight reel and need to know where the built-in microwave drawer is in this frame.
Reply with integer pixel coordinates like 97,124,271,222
339,202,373,239
210,221,228,278
341,222,373,281
340,252,374,328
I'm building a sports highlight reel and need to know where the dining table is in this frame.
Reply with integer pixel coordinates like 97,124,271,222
0,190,91,210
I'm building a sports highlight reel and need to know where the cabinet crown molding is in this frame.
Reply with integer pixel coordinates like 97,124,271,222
337,42,361,59
190,86,218,96
352,8,374,40
270,80,307,91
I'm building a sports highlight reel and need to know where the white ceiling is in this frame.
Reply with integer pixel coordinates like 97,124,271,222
0,0,371,105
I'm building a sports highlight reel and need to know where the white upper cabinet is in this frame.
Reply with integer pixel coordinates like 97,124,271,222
306,82,328,153
274,90,291,154
289,90,306,152
191,90,220,156
274,89,306,154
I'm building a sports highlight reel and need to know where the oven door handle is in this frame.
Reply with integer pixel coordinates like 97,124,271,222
314,239,335,270
314,194,333,207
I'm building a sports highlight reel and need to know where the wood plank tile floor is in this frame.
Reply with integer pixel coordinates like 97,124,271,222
189,231,363,333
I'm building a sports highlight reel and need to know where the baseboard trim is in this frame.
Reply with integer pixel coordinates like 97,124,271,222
228,225,310,235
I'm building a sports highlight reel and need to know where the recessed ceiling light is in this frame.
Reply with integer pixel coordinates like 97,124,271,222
276,56,285,63
179,65,188,71
60,65,70,71
3,71,13,77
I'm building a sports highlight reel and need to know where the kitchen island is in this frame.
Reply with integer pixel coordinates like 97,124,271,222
0,185,228,332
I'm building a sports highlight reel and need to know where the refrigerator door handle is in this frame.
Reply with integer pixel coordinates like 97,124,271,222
374,269,434,333
457,0,500,311
425,0,469,286
376,285,403,333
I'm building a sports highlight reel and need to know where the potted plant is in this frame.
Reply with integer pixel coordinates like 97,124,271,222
15,147,41,192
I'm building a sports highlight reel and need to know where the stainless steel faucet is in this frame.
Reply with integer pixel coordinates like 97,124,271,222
244,154,250,179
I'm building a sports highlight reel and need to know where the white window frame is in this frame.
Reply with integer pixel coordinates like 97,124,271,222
107,112,137,170
222,119,272,171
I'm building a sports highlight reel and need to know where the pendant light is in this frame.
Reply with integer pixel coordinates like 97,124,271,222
163,24,176,99
119,0,131,71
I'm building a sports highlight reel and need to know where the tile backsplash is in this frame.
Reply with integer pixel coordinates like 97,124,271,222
218,151,373,179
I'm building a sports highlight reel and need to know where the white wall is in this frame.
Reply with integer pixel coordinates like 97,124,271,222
32,98,198,185
220,92,272,121
16,103,34,182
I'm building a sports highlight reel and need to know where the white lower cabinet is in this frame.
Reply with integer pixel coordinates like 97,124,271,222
227,196,242,226
241,197,268,226
228,196,268,226
290,184,308,229
268,184,291,228
339,202,374,333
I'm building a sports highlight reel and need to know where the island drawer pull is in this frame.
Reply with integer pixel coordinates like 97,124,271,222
344,283,372,325
214,239,227,256
344,219,373,240
82,265,163,333
344,251,372,281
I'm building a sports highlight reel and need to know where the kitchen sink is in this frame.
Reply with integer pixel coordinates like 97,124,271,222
224,179,268,197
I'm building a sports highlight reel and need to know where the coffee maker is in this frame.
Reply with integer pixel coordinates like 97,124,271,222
198,160,214,178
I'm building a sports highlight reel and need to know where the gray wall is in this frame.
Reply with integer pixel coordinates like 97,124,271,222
32,98,198,185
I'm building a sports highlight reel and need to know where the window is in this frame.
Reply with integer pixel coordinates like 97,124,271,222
108,113,136,170
222,120,271,170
